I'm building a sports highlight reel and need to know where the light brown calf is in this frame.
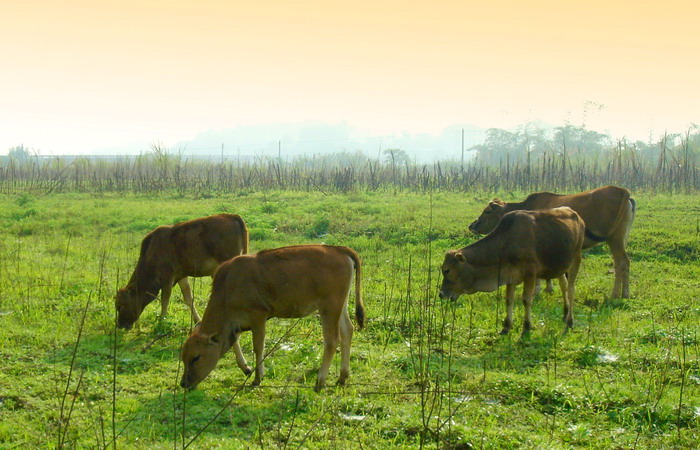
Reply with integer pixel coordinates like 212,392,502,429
116,213,248,330
442,207,585,336
180,244,364,392
468,185,635,298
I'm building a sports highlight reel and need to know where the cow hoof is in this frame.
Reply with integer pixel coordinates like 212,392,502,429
338,369,349,386
242,366,253,376
314,379,327,392
499,328,510,335
251,378,261,387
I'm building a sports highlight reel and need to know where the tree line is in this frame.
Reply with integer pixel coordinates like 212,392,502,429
1,123,698,195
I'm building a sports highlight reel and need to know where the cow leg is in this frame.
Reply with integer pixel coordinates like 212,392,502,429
251,318,266,386
159,281,173,320
316,306,342,392
337,307,354,386
231,332,252,375
500,284,516,334
535,278,555,295
177,278,201,323
558,275,571,328
544,279,554,294
521,277,537,336
563,255,581,329
608,238,631,299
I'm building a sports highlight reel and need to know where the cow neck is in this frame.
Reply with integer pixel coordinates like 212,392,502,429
200,315,236,358
516,191,562,211
136,276,160,308
199,291,230,336
221,321,250,356
129,252,160,301
503,199,528,213
463,233,506,267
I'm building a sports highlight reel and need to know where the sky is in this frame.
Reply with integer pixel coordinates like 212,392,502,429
1,0,698,155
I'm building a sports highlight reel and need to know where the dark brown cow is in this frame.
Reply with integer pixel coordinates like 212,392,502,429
116,213,248,330
441,207,585,336
180,244,364,392
468,185,635,298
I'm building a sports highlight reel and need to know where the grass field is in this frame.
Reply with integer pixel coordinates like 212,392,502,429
0,190,698,448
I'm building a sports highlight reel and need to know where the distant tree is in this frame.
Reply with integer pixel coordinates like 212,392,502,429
470,128,521,164
632,139,658,162
383,148,410,165
554,124,609,154
517,123,551,157
8,145,32,161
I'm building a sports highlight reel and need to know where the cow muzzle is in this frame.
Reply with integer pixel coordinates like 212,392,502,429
180,372,199,391
117,319,134,330
468,220,479,235
439,290,458,301
180,375,197,390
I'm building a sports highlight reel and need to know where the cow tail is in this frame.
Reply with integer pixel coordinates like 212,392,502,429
353,252,365,329
233,214,249,255
607,188,634,237
339,246,364,329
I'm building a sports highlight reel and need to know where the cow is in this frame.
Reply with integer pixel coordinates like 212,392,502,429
441,207,585,336
179,244,364,392
468,185,636,298
115,213,248,330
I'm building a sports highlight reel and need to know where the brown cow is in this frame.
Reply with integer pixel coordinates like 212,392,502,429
468,185,636,298
116,213,248,330
441,207,585,336
179,244,364,392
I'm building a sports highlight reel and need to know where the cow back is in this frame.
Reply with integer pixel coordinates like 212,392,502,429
494,208,584,280
519,186,630,242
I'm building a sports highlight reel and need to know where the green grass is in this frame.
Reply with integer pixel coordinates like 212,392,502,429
0,190,698,448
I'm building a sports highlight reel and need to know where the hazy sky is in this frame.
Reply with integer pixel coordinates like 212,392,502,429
2,0,698,155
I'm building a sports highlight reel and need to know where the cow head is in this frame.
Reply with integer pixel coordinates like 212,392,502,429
115,283,159,330
115,285,142,330
439,250,475,300
180,324,223,389
468,199,506,235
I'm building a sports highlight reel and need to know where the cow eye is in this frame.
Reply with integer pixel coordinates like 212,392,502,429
442,269,450,276
190,355,201,365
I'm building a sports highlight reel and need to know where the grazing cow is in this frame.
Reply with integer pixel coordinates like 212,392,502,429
116,214,248,330
468,185,636,298
180,244,364,392
441,207,585,336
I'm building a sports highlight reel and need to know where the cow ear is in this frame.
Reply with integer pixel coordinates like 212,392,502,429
208,333,221,345
455,253,466,263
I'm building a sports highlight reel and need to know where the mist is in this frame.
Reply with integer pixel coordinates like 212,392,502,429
158,122,485,163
